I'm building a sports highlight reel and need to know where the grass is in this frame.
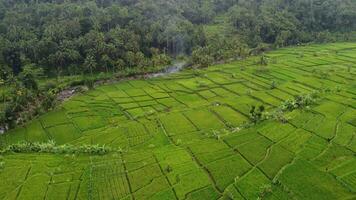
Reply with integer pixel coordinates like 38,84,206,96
0,42,356,199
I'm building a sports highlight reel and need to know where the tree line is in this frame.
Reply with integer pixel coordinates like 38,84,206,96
0,0,355,79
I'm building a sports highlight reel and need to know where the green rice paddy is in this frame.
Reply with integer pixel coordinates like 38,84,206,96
1,43,356,199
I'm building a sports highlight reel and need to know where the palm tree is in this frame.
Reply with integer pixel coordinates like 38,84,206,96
84,54,96,78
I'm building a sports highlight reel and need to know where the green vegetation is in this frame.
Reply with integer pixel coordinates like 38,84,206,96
1,140,112,155
0,43,355,199
1,0,356,129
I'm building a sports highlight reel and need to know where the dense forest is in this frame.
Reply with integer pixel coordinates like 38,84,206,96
0,0,356,129
0,0,355,78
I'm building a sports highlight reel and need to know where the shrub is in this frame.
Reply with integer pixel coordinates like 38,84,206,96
260,54,268,66
280,92,318,111
1,140,112,155
84,78,95,89
250,105,265,124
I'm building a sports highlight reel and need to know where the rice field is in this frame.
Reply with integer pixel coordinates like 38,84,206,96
0,42,356,199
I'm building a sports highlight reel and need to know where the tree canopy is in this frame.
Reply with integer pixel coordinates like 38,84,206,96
0,0,354,77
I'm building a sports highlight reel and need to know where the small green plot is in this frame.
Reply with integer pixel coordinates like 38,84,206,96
125,88,146,97
184,109,225,131
138,100,156,107
278,159,354,200
237,135,272,165
267,89,294,101
224,130,258,147
211,105,248,127
173,93,207,107
114,82,134,90
224,83,251,96
184,185,220,200
164,82,191,92
86,89,103,97
129,80,152,88
72,116,106,131
151,104,167,112
312,118,337,139
156,97,183,108
205,72,235,84
0,164,32,199
133,95,152,102
198,90,217,99
220,184,245,200
226,95,263,116
46,123,79,144
279,128,312,153
207,154,252,191
259,145,294,178
188,139,235,164
149,188,177,200
97,84,120,93
330,159,356,177
126,107,146,118
298,135,328,160
120,102,140,109
288,110,315,127
112,97,133,103
312,144,354,170
177,77,214,90
348,137,356,152
2,127,27,145
313,101,346,118
17,174,49,199
258,121,296,142
150,92,170,99
125,121,148,138
91,160,131,199
160,112,197,135
250,91,282,107
46,182,72,200
26,120,48,142
129,164,163,192
128,135,152,147
61,99,86,110
124,155,156,171
171,131,205,145
40,108,69,128
105,89,129,98
133,176,171,199
341,108,356,126
210,87,234,97
235,168,271,200
339,172,356,192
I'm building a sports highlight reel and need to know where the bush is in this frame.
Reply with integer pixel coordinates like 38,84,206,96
44,81,57,91
280,92,318,111
191,47,214,68
1,140,113,155
84,78,95,89
249,105,265,124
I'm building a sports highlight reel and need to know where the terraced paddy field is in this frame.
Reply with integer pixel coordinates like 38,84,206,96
1,43,356,199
